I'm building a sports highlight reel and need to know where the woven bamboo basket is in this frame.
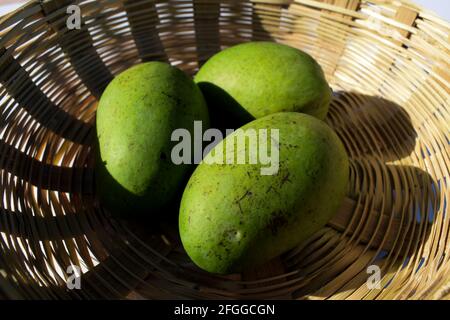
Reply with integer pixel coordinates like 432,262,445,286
0,0,448,300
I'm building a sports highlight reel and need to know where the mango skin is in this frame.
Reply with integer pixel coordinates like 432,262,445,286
195,42,332,130
96,62,209,218
179,112,348,274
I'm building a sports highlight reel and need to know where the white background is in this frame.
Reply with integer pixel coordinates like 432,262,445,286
0,1,449,22
414,0,450,21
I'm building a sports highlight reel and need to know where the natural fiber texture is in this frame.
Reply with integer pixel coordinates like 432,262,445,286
0,0,448,300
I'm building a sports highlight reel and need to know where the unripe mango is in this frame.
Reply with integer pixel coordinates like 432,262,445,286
96,62,209,218
195,42,332,129
179,112,348,274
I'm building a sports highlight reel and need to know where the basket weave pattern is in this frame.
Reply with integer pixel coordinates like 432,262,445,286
0,0,449,299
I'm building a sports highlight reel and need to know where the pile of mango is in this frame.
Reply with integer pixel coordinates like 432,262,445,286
95,42,349,274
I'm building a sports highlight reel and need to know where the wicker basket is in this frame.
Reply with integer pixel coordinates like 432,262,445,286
0,0,448,300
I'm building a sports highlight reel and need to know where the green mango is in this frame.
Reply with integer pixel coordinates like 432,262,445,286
96,62,209,218
195,42,332,130
179,112,348,274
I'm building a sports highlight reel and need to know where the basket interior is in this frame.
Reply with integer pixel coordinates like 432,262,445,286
0,0,449,299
